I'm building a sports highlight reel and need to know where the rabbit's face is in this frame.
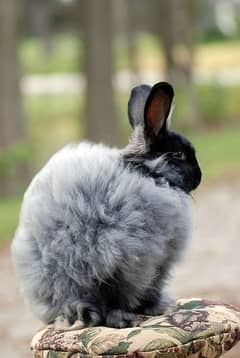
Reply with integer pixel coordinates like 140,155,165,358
124,82,202,194
146,130,202,193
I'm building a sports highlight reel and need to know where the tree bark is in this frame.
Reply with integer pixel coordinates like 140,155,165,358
114,0,139,86
26,0,53,54
0,0,28,197
83,0,121,146
158,0,193,85
158,0,199,127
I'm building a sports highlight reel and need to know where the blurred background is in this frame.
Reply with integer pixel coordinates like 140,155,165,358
0,0,240,357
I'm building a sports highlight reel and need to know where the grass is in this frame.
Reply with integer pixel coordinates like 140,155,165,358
0,195,22,247
196,84,240,124
189,125,240,183
24,94,82,168
20,34,83,74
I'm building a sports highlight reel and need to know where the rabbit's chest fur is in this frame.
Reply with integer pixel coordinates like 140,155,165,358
12,142,191,323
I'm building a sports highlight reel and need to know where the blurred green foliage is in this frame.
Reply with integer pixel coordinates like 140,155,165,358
20,34,240,74
0,142,30,178
197,85,240,124
190,126,240,182
25,94,81,168
20,35,83,74
0,195,22,246
173,84,240,129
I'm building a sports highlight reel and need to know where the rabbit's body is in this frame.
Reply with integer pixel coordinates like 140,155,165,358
12,142,190,325
12,82,201,328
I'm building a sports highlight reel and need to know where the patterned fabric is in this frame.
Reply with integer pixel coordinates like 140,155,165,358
31,298,240,358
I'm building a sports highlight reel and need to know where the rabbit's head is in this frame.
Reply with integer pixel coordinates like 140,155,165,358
123,82,202,194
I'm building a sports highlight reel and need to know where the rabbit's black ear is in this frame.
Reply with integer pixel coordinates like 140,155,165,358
128,84,152,128
144,82,174,137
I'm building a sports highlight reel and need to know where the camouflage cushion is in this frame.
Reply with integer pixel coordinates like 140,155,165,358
31,298,240,358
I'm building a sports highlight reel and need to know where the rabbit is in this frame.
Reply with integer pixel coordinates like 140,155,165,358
11,82,202,330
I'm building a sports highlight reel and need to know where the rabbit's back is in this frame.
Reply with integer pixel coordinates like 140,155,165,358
12,142,190,323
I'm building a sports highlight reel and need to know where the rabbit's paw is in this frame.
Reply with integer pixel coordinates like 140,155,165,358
65,301,103,328
106,309,137,328
53,315,85,331
53,315,71,330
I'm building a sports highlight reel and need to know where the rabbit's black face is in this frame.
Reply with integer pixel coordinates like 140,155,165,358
124,82,202,194
147,131,202,193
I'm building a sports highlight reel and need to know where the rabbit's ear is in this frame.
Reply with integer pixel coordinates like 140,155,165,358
144,82,174,137
128,84,152,128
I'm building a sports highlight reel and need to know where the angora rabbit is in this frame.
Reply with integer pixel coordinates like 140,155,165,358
12,82,201,329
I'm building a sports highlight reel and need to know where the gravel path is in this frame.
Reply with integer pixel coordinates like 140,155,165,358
0,182,240,357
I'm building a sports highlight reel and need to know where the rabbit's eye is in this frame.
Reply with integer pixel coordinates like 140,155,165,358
172,151,186,160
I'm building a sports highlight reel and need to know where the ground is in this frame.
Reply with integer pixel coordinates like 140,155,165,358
0,182,239,357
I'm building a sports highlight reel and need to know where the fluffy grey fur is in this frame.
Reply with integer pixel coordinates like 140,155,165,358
11,82,201,329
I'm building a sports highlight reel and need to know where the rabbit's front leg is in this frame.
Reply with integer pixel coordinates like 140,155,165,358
53,301,103,331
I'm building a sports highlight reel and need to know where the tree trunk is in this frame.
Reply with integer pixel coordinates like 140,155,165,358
83,0,121,146
26,0,53,54
114,0,139,87
0,0,28,197
158,0,199,127
157,0,193,84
